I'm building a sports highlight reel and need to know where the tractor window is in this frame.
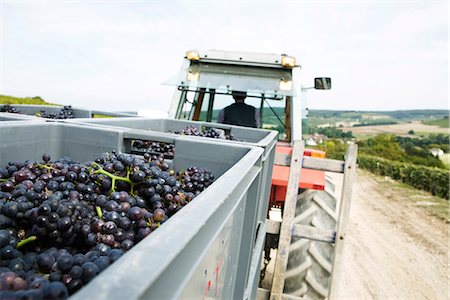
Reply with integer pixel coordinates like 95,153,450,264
210,94,260,123
176,90,196,120
261,97,287,140
209,92,288,141
176,89,288,141
176,89,213,121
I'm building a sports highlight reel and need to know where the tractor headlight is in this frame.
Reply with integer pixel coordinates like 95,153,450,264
186,51,200,61
281,55,296,68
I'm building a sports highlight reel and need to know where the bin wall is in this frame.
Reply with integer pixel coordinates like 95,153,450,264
0,112,43,122
0,123,121,163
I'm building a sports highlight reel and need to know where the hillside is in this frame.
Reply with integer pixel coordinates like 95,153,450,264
0,95,57,105
423,117,450,128
308,109,448,121
307,109,449,128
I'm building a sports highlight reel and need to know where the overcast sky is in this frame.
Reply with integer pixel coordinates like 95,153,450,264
1,0,448,112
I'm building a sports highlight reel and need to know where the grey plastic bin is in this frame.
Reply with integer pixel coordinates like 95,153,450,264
0,104,138,119
66,117,277,224
0,122,264,300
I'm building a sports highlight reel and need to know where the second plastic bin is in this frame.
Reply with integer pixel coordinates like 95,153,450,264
0,104,138,119
66,117,277,224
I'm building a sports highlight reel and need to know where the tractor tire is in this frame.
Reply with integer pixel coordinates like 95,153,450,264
283,182,338,299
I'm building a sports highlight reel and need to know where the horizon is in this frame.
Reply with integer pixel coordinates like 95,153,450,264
1,93,449,113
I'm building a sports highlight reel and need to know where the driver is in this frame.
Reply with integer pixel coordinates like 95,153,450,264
217,91,260,128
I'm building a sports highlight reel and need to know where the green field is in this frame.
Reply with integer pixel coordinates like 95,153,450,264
440,153,450,167
0,95,57,105
308,109,449,128
423,118,450,128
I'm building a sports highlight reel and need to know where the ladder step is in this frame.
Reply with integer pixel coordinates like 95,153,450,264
265,220,335,243
292,224,336,243
302,156,345,173
274,152,345,173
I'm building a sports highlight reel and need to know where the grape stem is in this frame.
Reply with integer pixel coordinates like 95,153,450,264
96,206,103,218
89,162,136,193
16,236,37,249
35,163,55,170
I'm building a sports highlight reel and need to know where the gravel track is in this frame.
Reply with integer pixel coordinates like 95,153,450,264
334,170,449,299
260,170,449,299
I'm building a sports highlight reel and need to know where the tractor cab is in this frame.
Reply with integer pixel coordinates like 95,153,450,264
166,49,331,206
166,50,300,142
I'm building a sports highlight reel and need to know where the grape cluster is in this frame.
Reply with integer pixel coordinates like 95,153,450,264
130,140,175,158
0,152,214,299
0,105,20,114
36,106,74,119
172,125,238,141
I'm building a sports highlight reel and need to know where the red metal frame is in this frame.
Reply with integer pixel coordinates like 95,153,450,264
269,145,326,207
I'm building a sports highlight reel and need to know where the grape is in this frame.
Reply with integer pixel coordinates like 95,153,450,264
170,125,240,141
127,207,143,221
36,254,55,273
0,151,215,298
0,104,20,113
80,262,99,283
120,239,134,250
43,281,68,299
0,231,11,248
49,272,62,282
35,106,75,120
93,256,110,272
56,255,73,273
1,246,19,260
42,154,51,163
12,277,27,290
1,181,15,193
152,209,165,222
69,265,82,280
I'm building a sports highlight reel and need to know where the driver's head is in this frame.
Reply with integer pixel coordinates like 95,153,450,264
232,91,247,103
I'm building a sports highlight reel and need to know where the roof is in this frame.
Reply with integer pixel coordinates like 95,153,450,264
190,49,301,69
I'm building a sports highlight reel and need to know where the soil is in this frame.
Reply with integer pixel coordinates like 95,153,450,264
336,170,449,299
260,170,449,299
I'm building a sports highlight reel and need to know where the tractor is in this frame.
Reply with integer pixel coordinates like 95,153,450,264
164,49,356,299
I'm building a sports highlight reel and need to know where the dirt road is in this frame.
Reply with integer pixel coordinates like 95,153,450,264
334,170,449,299
260,170,449,299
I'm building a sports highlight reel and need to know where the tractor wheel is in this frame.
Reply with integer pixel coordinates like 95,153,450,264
283,182,338,299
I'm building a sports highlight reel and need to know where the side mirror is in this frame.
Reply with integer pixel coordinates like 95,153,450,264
314,77,332,90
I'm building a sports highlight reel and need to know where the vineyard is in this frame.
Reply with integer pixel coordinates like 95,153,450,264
312,128,449,200
357,155,449,199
